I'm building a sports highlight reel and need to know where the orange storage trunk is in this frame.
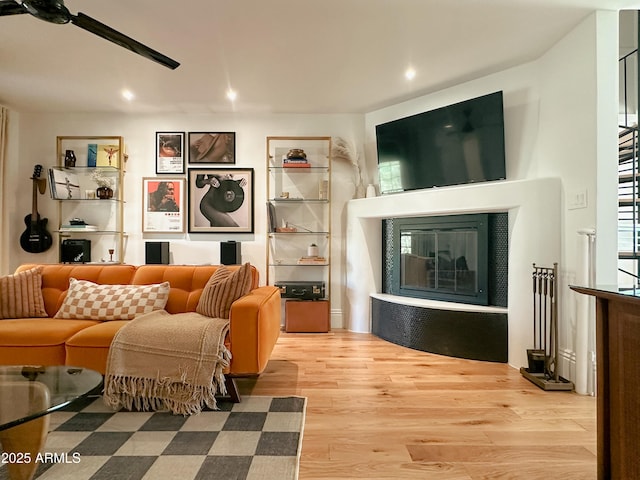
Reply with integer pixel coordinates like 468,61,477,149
285,300,330,333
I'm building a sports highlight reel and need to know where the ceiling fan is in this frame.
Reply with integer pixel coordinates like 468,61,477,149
0,0,180,69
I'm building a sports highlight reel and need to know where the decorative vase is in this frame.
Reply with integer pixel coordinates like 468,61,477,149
96,186,113,199
366,184,377,198
307,243,319,257
64,150,76,168
354,182,366,199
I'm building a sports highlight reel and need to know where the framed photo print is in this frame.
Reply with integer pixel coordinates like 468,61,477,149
142,177,185,233
188,132,235,164
156,132,185,174
188,168,254,233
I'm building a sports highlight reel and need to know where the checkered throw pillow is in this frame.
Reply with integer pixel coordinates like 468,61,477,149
54,278,170,321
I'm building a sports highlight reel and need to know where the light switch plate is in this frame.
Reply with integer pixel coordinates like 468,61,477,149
568,188,588,210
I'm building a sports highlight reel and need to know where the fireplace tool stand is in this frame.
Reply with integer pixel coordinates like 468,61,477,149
520,263,574,391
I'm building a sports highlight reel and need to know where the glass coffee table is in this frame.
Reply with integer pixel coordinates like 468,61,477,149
0,365,103,480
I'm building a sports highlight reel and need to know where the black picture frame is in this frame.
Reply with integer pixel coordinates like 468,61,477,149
187,167,254,233
156,132,185,174
188,132,236,164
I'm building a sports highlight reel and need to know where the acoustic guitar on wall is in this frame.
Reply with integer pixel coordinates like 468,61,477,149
20,164,53,253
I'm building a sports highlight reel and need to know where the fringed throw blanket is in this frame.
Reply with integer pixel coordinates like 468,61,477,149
104,310,231,415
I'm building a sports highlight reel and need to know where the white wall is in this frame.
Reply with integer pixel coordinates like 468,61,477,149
7,112,364,329
350,11,619,375
535,10,618,391
1,108,19,274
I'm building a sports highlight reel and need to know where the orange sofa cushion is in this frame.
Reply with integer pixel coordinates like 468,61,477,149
65,321,129,374
15,264,138,317
0,318,100,367
130,264,258,313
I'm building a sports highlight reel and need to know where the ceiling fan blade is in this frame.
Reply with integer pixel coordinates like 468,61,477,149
71,12,179,70
0,0,27,16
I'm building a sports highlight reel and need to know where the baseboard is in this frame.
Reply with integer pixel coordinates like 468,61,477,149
558,348,576,381
330,309,343,329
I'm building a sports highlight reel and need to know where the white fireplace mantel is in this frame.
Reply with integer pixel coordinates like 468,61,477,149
345,177,562,368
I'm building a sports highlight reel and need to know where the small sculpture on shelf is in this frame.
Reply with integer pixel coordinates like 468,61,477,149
91,170,114,199
64,150,76,168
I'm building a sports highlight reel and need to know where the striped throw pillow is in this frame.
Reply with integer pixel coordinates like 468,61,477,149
196,263,252,319
0,267,48,319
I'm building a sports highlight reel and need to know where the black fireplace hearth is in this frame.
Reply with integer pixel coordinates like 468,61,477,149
371,295,508,363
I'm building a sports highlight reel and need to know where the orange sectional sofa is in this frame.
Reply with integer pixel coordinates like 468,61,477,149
0,263,281,376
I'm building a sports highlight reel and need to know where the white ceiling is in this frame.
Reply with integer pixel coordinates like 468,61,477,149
0,0,637,115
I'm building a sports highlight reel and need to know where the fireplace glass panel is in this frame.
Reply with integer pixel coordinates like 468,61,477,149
384,213,507,306
401,228,478,296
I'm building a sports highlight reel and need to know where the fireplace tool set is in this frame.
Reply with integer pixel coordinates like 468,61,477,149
520,263,574,391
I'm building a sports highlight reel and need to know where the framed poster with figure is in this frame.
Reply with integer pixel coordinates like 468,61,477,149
188,132,235,164
187,168,254,233
156,132,185,174
142,177,185,233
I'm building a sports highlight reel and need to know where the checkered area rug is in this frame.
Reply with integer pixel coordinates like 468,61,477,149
1,395,305,480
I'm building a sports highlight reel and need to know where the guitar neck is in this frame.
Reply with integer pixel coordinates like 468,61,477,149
31,178,38,222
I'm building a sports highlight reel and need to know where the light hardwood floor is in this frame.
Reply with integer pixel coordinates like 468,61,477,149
236,330,597,480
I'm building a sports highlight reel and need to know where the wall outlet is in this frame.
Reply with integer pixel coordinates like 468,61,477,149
568,188,588,210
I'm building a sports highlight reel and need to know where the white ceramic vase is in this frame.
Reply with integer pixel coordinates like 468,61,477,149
366,184,376,198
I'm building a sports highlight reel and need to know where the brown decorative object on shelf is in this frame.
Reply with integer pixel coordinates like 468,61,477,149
96,186,113,199
286,148,306,159
297,256,327,265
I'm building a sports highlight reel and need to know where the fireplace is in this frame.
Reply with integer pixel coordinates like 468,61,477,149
346,177,562,367
383,213,508,307
374,212,509,362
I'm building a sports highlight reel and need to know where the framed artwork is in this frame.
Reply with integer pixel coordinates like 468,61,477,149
96,144,120,168
156,132,185,174
187,168,254,233
188,132,235,164
142,177,185,233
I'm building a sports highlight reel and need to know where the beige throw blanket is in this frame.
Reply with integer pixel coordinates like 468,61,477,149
104,310,231,415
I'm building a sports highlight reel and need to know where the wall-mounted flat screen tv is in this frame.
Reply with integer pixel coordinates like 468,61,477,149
376,91,506,194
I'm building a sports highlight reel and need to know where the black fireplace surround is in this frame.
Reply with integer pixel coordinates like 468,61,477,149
383,213,508,307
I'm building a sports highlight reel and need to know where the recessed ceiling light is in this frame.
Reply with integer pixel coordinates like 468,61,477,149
226,89,237,101
121,89,135,101
405,67,416,80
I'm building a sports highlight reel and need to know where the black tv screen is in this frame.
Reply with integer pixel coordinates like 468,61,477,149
376,91,506,194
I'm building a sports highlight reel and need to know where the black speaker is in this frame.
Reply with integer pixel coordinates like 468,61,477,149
145,242,170,264
220,241,241,265
60,239,91,263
